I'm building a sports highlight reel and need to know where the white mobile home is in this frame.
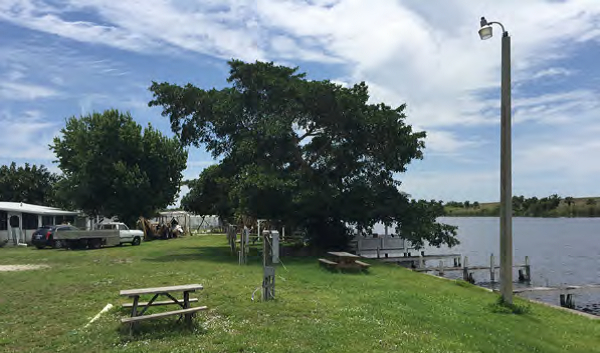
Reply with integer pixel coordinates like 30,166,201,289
0,202,79,246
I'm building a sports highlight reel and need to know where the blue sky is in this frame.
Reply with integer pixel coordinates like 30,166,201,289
1,0,600,204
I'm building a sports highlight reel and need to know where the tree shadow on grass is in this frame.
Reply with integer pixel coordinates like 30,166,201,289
142,246,325,265
142,246,372,277
141,246,234,263
117,318,207,342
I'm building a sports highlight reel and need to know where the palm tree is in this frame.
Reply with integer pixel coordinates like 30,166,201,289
564,197,575,217
564,197,575,206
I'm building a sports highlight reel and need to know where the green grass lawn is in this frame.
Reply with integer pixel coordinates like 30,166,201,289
0,235,598,353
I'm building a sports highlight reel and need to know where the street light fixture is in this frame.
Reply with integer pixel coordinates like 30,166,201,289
479,16,513,304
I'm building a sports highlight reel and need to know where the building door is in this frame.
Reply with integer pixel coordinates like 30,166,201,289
7,213,22,245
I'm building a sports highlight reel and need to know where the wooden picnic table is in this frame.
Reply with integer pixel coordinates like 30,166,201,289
119,284,207,332
319,252,370,271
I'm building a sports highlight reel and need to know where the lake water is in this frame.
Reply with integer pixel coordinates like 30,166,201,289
373,217,600,314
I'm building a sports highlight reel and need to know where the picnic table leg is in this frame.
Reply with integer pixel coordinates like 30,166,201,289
183,291,192,327
130,295,140,334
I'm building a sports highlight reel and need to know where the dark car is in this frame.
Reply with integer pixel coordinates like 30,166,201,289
31,225,79,249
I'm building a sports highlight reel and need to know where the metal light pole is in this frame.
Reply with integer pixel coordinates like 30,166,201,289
479,17,513,304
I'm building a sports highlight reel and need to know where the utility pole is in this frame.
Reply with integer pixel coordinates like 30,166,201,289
479,17,513,303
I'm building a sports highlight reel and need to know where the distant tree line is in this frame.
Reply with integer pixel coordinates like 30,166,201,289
444,194,600,217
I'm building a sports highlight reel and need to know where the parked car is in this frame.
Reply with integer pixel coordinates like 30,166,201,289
96,222,143,246
31,225,78,249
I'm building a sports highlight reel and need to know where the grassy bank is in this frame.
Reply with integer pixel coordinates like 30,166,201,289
445,196,600,217
0,235,598,353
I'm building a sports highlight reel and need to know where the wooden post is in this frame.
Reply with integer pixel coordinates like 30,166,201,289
490,254,495,283
566,294,574,309
183,291,192,327
525,256,531,282
438,260,444,277
130,295,139,335
468,273,475,284
463,256,469,281
418,253,424,269
560,294,566,307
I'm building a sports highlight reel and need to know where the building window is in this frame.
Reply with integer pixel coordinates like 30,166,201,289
0,211,6,231
23,213,39,230
42,216,54,226
9,215,19,228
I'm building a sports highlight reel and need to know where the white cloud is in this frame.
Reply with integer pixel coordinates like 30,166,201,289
252,0,600,129
0,110,59,160
512,90,600,124
3,0,600,201
529,67,573,81
187,161,218,168
0,81,59,100
515,128,600,177
419,129,483,156
399,170,498,202
0,0,264,61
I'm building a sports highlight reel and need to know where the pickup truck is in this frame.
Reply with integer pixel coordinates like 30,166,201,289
96,222,144,246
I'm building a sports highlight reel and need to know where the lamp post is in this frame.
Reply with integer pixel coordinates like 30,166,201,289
479,16,513,304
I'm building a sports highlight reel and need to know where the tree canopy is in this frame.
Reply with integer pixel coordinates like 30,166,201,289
149,60,457,249
50,109,188,226
0,162,59,206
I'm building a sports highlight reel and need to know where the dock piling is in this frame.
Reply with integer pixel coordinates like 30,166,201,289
525,256,531,282
567,294,575,309
490,254,495,283
467,272,475,284
560,294,575,309
463,256,469,281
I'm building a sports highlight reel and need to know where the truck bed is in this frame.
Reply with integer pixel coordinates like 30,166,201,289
54,229,119,240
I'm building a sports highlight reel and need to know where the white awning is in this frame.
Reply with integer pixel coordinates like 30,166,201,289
0,202,79,216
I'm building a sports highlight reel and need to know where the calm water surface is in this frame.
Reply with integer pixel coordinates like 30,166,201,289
374,217,600,312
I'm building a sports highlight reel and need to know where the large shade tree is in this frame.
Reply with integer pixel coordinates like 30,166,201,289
51,110,188,226
149,60,457,249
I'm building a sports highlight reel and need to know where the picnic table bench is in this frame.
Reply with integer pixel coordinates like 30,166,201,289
120,284,207,333
319,252,370,272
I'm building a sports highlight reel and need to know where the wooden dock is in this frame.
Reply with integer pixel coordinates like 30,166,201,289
513,284,600,294
414,264,528,272
376,254,462,263
400,254,532,284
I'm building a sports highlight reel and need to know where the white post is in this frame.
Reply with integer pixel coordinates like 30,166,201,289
257,220,262,244
272,231,280,264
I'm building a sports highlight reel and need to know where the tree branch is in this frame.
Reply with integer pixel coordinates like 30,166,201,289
298,127,317,142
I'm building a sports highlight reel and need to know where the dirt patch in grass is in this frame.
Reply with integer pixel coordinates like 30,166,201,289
0,264,50,272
